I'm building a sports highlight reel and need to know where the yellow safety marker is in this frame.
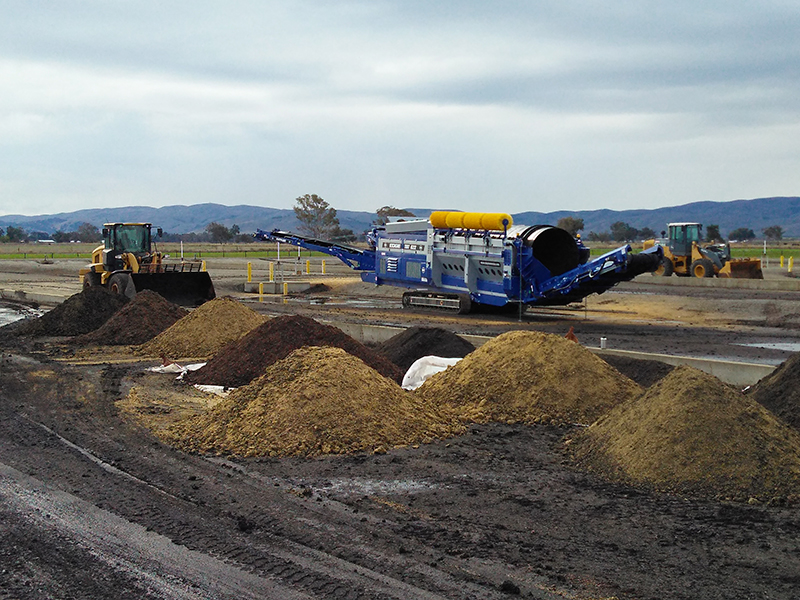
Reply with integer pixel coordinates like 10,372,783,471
789,257,794,273
283,282,288,295
269,262,274,282
258,282,264,296
247,262,252,282
306,259,311,274
201,260,207,272
322,260,326,274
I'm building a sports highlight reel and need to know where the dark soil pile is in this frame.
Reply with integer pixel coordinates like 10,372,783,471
186,314,403,387
138,297,265,360
569,365,800,500
3,287,128,337
416,330,642,425
72,290,188,346
378,326,476,372
168,346,464,457
750,352,800,430
601,353,675,388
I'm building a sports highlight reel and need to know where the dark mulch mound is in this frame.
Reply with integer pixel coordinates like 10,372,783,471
750,353,800,430
2,287,128,338
186,314,404,387
601,354,675,389
378,326,476,372
72,290,188,346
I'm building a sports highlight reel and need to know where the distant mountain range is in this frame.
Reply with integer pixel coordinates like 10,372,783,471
1,197,799,238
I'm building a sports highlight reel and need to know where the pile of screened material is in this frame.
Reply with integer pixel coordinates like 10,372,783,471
168,346,464,457
2,287,128,337
416,330,642,425
750,352,800,431
601,354,675,388
72,290,188,346
569,366,800,500
138,297,265,360
186,314,403,387
378,326,476,371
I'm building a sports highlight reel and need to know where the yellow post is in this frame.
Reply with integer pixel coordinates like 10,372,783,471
781,256,784,268
322,260,326,274
789,257,794,273
306,259,311,274
269,262,274,282
201,260,207,272
283,282,288,295
247,262,252,282
258,282,264,295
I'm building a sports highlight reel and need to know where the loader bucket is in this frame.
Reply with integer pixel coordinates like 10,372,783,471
130,271,216,306
717,258,763,279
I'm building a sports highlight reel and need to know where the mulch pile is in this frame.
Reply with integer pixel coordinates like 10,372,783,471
168,346,464,457
416,330,642,425
750,352,800,431
138,297,265,360
378,326,476,371
72,290,188,346
186,314,403,387
601,354,675,388
568,365,800,501
2,287,128,337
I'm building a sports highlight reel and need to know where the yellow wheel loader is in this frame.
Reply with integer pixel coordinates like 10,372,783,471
643,223,763,279
79,223,216,305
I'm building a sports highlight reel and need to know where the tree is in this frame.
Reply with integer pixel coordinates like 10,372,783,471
729,227,755,241
4,225,27,242
52,230,71,243
638,227,656,240
374,206,416,226
293,194,340,238
556,216,584,237
329,226,357,242
762,225,784,240
705,224,722,242
586,231,611,242
206,222,234,243
76,222,101,242
610,221,638,242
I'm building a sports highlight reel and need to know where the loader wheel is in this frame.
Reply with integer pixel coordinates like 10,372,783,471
690,258,715,278
653,257,674,277
108,273,136,298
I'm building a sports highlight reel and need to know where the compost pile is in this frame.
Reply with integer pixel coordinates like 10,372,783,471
601,354,675,388
72,290,188,346
750,352,800,431
1,287,128,338
186,314,403,387
378,326,476,371
416,330,641,425
139,297,265,360
569,366,800,500
168,346,463,457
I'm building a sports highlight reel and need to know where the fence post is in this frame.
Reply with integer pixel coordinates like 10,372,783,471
247,262,252,283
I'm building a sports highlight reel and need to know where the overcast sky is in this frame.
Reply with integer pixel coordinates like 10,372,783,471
1,1,799,217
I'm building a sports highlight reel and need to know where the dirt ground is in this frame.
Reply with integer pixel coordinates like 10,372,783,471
2,258,800,599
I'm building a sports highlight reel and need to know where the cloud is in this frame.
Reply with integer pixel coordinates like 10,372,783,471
1,1,799,216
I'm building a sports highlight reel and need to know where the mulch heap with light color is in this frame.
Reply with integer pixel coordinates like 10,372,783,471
568,365,800,501
415,330,642,425
185,314,403,387
137,296,266,360
72,290,188,346
167,346,464,457
750,352,800,431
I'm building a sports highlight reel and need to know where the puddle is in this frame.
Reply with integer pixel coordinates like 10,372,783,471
735,342,800,352
312,478,438,496
0,305,44,327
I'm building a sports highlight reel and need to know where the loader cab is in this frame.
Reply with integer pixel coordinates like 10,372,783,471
668,223,702,256
102,223,155,271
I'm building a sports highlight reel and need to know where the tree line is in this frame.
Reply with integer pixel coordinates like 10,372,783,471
555,217,786,243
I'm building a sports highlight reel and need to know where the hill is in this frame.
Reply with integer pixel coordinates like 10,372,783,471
1,197,799,237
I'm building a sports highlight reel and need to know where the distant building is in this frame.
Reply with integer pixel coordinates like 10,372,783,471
37,239,56,244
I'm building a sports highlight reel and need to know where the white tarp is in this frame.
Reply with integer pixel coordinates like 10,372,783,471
402,355,462,390
146,362,206,379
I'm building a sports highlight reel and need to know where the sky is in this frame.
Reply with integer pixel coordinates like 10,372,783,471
1,1,799,217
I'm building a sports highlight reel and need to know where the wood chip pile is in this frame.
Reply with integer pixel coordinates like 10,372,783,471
378,326,476,371
751,353,800,431
568,365,800,500
168,346,464,457
138,297,265,360
416,330,642,425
